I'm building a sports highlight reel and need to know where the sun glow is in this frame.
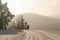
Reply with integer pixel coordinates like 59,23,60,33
2,0,60,18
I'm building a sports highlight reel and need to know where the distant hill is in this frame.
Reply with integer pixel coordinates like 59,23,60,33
22,13,60,31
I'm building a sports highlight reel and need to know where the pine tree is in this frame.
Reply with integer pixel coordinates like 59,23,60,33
19,15,25,29
19,15,29,29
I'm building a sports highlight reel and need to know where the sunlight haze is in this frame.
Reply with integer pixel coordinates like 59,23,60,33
2,0,60,19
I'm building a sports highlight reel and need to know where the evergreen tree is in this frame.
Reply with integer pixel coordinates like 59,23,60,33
19,15,25,29
19,15,29,29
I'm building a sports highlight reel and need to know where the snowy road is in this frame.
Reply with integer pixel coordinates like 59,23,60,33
0,30,60,40
23,30,60,40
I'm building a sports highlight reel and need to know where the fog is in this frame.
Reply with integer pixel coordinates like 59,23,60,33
1,0,60,19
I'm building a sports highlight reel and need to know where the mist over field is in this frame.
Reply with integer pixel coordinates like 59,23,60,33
0,0,60,40
22,13,60,31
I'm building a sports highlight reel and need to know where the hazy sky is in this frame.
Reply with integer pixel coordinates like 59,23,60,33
2,0,60,19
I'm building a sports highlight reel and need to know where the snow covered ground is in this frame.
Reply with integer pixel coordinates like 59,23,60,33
0,29,60,40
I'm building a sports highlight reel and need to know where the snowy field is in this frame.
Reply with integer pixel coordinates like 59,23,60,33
0,29,60,40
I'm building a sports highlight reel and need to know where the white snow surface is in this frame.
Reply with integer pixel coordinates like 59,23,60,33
0,30,60,40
